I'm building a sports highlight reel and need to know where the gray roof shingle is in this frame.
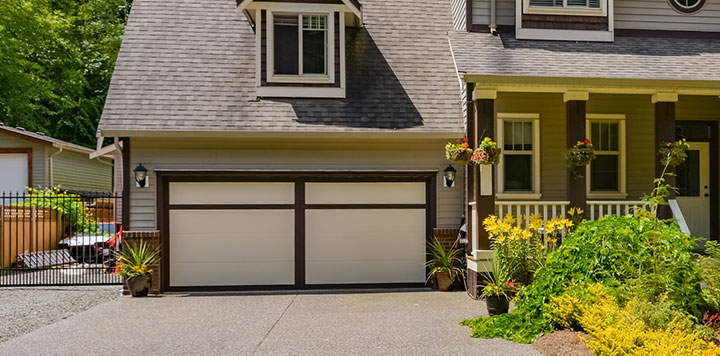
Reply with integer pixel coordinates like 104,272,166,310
450,31,720,82
98,0,463,135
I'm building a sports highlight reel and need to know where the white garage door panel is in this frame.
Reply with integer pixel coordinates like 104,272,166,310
305,209,426,284
169,182,294,205
170,210,294,286
0,154,28,193
305,182,426,204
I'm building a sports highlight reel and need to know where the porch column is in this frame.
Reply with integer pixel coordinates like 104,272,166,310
474,89,496,251
565,91,588,213
465,83,476,256
653,92,678,219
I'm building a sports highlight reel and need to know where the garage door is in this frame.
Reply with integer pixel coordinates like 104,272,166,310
0,153,29,193
166,175,433,289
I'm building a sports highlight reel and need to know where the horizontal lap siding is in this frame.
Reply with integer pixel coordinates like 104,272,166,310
53,150,113,192
615,0,720,32
0,133,48,188
128,138,464,230
472,0,515,26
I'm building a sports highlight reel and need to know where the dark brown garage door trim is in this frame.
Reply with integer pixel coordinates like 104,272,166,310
157,171,438,292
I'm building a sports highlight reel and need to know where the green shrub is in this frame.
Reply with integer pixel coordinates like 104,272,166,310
463,216,703,343
17,188,100,233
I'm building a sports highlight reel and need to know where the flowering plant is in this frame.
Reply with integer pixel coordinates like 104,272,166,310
445,138,473,165
471,137,502,165
566,139,595,178
114,240,160,278
659,139,690,168
480,267,517,300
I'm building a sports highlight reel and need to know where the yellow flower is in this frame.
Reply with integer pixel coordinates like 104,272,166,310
503,214,516,226
521,230,533,240
148,269,153,273
142,264,147,269
529,214,544,231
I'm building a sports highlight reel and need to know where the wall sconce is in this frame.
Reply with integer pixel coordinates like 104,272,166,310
443,165,456,188
134,163,148,188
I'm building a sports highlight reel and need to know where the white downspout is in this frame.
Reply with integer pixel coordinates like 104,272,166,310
49,147,63,188
490,0,498,34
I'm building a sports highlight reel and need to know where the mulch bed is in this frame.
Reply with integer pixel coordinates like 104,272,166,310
532,329,593,356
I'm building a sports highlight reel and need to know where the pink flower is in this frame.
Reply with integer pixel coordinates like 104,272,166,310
506,281,515,289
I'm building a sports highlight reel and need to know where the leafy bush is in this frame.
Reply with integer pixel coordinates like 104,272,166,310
463,216,703,343
17,188,99,233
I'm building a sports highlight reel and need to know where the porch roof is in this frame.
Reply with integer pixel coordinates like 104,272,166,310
450,31,720,83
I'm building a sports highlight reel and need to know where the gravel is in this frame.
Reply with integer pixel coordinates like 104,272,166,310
0,286,121,343
532,330,593,356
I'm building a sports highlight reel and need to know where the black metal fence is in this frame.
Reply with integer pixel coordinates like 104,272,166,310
0,190,122,286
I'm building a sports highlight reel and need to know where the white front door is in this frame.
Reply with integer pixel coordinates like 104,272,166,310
0,153,29,193
676,141,710,244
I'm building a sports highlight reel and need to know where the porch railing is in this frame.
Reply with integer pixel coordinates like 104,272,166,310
586,200,645,220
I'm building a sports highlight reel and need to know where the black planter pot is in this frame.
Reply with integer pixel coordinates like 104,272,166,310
486,295,510,316
126,276,151,297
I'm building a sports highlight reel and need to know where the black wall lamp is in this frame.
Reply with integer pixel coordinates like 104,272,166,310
134,163,148,188
443,165,456,188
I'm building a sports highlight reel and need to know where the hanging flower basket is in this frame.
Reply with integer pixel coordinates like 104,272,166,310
445,138,473,165
566,139,595,178
659,139,690,168
471,137,502,165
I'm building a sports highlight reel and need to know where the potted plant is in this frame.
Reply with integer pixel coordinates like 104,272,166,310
659,139,690,168
471,137,501,165
115,239,160,297
426,237,464,291
566,139,595,178
445,138,473,165
479,256,516,316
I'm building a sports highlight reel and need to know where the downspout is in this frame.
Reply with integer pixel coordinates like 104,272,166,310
49,147,63,188
490,0,498,34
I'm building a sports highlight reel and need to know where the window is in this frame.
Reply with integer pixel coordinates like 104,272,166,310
529,0,600,8
586,116,626,198
497,114,541,198
668,0,706,14
272,13,328,78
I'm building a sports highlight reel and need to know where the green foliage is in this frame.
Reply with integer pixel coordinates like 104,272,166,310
460,312,552,344
463,216,703,343
115,239,159,278
0,0,131,147
426,237,464,282
700,245,720,313
17,187,99,233
706,241,720,259
479,253,517,299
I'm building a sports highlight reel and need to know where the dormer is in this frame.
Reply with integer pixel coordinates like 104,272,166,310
516,0,613,41
237,0,363,98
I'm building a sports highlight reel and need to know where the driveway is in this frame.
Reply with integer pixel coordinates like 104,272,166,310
0,289,539,356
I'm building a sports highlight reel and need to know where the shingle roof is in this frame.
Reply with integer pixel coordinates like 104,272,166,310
98,0,463,136
0,124,93,152
450,31,720,82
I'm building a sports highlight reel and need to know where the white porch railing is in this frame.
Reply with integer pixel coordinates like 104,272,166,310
586,200,645,220
668,199,691,234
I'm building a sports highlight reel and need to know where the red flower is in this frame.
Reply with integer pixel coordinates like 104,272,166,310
456,139,461,143
667,142,672,147
463,138,468,142
583,139,590,145
506,281,515,289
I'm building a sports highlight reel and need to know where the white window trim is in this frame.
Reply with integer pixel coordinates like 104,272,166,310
586,114,627,199
266,10,335,84
496,113,542,200
523,0,608,16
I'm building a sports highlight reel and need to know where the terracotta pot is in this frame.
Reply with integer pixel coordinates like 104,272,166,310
486,295,510,315
435,271,455,291
126,276,151,297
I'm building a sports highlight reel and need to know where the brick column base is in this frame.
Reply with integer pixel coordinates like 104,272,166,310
122,230,161,295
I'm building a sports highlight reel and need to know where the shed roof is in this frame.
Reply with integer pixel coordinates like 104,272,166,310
0,124,93,153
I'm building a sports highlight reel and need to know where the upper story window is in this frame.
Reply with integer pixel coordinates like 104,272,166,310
274,14,328,77
523,0,607,17
529,0,600,9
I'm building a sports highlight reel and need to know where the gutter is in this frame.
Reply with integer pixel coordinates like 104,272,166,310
490,0,497,34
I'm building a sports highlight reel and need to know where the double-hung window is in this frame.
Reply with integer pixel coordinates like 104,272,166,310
587,116,626,198
270,13,332,81
525,0,606,16
497,114,541,199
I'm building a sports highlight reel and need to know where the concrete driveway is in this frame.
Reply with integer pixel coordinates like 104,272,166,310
0,289,539,356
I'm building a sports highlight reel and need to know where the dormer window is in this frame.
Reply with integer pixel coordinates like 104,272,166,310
273,14,328,77
238,0,363,98
524,0,606,16
529,0,600,10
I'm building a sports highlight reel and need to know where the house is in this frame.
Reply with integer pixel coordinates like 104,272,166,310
449,0,720,296
0,123,114,193
97,0,464,292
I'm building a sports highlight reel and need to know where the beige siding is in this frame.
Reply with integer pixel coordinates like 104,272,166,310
0,132,48,188
453,0,468,30
615,0,720,32
53,150,113,192
128,137,465,231
472,0,516,26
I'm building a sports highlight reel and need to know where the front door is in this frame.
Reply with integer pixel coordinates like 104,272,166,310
676,141,710,244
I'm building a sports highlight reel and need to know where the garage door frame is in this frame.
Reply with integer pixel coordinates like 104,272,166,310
0,148,33,189
157,171,437,292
